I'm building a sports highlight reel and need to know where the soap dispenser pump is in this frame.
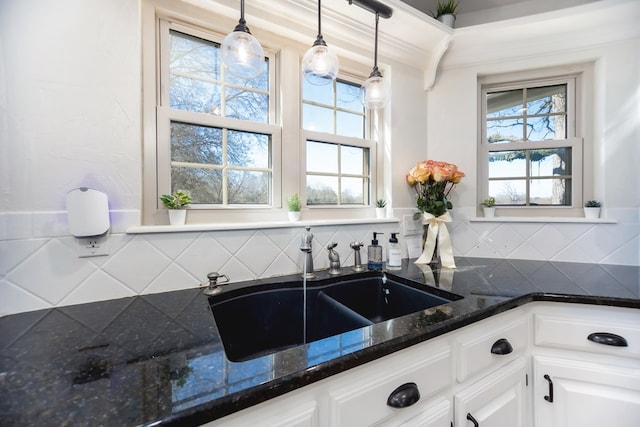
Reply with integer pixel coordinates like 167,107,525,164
367,232,384,270
387,232,402,270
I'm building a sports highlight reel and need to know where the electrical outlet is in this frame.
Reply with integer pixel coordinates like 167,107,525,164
77,235,109,257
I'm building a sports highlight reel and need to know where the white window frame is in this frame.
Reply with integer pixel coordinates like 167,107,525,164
478,65,593,217
141,0,377,225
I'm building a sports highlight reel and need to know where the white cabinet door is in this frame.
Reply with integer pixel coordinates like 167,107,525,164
534,356,640,427
454,358,528,427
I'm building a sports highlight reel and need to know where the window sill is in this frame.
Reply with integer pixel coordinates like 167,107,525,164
127,217,400,234
470,217,617,224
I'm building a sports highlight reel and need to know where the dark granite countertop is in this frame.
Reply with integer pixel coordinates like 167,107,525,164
1,257,639,426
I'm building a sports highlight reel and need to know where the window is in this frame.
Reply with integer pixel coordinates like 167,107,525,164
480,72,586,213
302,78,375,207
158,24,278,209
142,1,376,225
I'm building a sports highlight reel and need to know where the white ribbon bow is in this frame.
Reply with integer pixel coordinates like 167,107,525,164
414,211,456,268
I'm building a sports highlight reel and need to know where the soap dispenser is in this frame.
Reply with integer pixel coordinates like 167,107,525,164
387,233,402,270
367,232,383,270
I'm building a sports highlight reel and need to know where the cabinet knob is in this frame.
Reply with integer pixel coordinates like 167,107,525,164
587,332,628,347
386,382,420,408
490,338,513,355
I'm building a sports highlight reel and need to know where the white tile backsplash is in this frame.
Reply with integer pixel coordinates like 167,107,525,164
1,208,638,316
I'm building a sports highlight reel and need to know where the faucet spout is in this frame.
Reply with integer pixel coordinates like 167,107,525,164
300,226,315,279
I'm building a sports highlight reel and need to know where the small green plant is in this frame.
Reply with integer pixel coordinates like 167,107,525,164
375,199,387,208
160,191,192,209
287,193,302,212
481,197,496,207
584,200,601,208
430,0,460,18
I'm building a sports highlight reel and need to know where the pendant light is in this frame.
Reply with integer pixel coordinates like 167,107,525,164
221,0,265,79
361,11,390,110
301,0,339,86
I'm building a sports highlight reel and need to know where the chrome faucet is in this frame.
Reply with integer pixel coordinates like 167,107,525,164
350,241,365,272
300,226,315,279
327,242,340,275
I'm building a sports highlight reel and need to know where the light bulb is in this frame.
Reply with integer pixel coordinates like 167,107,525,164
302,43,339,86
221,30,264,79
362,74,390,110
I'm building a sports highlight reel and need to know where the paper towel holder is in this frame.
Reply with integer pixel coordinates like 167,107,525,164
66,187,110,237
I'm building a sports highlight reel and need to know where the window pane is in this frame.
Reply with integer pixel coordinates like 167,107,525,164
530,178,570,205
169,31,220,80
171,122,222,164
336,80,362,111
341,177,365,204
228,170,269,204
526,115,566,141
489,179,526,205
526,85,566,115
487,118,524,143
307,176,338,205
337,111,364,138
171,167,222,204
225,88,268,122
227,130,269,168
303,104,333,133
307,141,338,173
341,145,364,175
530,147,571,178
170,76,221,114
488,151,527,178
302,78,333,105
487,89,523,118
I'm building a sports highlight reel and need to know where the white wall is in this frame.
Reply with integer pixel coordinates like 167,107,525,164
0,0,638,316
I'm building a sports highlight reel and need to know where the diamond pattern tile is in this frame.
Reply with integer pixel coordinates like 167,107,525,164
1,210,638,316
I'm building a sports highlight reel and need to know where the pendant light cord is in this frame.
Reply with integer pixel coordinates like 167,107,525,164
373,11,379,71
317,0,322,38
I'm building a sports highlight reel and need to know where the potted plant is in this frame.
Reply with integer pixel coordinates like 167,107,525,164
287,193,302,221
584,200,601,219
480,197,496,218
160,190,192,225
430,0,460,28
375,199,387,219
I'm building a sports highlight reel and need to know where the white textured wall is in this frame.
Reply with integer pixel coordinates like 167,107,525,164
1,0,639,316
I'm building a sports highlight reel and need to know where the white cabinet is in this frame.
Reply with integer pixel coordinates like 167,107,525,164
531,303,640,427
533,356,640,427
455,358,528,427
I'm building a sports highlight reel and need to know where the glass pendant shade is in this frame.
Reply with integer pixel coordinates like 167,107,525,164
221,1,264,79
362,72,390,110
302,40,339,86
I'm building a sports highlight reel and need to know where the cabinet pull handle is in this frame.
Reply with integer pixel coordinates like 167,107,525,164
587,332,628,347
544,374,554,403
490,338,513,355
467,413,479,426
386,382,420,408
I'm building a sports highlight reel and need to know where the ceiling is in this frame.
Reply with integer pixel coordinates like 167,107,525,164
399,0,601,27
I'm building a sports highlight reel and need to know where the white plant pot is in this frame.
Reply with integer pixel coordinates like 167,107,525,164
288,211,301,222
584,207,600,219
375,207,386,219
482,206,496,218
438,14,456,28
168,209,187,225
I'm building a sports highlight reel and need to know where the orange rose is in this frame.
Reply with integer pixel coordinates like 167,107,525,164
411,162,431,183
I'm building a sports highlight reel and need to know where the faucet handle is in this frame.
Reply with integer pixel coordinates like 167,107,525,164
327,242,338,250
350,241,363,250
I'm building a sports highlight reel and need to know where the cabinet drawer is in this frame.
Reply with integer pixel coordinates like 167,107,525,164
455,310,527,383
534,304,640,359
328,343,451,426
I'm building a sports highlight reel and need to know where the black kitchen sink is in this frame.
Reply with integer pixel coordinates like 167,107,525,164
208,271,462,362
